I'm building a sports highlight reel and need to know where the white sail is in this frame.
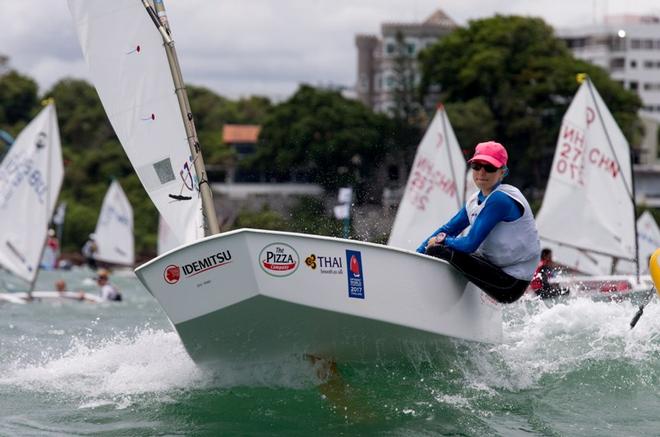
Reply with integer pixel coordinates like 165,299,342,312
615,211,660,275
68,0,203,246
0,103,64,283
535,79,635,274
388,106,473,250
94,180,135,266
157,214,180,255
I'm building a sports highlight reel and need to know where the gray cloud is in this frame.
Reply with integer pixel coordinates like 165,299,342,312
2,0,659,99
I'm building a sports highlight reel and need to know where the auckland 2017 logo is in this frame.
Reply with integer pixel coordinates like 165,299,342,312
163,250,232,284
346,249,365,299
259,243,299,277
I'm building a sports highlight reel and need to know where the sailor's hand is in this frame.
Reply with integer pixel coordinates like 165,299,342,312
426,233,446,248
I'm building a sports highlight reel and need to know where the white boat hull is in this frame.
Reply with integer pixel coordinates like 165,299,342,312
135,229,502,363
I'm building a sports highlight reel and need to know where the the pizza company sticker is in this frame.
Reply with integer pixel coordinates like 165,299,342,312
259,242,299,277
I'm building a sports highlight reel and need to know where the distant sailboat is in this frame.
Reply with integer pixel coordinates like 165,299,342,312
388,104,475,251
535,77,652,292
0,103,63,290
69,0,502,365
93,180,135,266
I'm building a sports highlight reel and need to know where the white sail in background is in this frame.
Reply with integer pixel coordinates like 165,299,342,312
94,180,135,266
535,79,635,274
616,211,660,275
68,0,203,246
157,214,180,255
388,105,473,250
0,103,64,283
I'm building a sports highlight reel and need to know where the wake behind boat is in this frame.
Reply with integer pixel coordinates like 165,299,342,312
136,228,502,363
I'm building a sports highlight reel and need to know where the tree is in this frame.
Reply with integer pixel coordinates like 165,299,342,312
45,79,114,150
0,70,38,130
187,86,273,165
444,98,497,154
250,85,407,199
419,15,642,191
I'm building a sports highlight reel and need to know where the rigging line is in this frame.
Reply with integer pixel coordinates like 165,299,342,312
585,77,640,281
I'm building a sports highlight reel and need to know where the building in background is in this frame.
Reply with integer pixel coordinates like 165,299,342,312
557,14,660,165
221,124,261,183
355,9,457,114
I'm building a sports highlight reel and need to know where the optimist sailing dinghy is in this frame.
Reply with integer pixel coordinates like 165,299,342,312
69,0,501,365
535,77,654,295
136,229,501,363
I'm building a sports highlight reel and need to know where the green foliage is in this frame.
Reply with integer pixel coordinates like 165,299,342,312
419,15,642,191
287,196,343,237
45,79,114,150
188,86,273,165
444,98,496,152
231,196,344,237
233,206,289,231
60,201,98,254
0,70,38,130
251,85,417,197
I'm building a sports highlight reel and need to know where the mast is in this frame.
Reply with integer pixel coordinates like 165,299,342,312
585,77,640,281
29,100,56,296
140,0,220,236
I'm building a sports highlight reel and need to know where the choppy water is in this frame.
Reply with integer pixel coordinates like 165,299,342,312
1,268,660,436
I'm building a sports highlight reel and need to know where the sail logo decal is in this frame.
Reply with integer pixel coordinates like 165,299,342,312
345,250,365,299
305,254,343,275
164,264,180,284
0,150,49,208
436,132,444,149
259,243,299,277
163,250,232,284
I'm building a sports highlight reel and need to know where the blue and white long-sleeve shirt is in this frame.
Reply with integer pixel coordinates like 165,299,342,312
416,188,523,254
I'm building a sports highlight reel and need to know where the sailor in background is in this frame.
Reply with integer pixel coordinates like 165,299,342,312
96,269,122,302
42,228,60,269
417,141,540,303
81,233,98,270
530,248,568,299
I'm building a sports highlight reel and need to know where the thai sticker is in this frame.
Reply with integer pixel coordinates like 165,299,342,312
345,249,365,299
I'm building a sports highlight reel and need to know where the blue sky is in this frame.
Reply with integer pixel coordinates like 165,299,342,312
2,0,659,100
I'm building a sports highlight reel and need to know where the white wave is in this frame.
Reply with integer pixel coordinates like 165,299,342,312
462,296,660,392
0,329,206,397
0,326,323,409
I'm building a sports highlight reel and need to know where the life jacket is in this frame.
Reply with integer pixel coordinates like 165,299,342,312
466,184,540,280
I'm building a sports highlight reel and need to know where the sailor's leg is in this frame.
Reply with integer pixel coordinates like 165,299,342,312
425,245,529,303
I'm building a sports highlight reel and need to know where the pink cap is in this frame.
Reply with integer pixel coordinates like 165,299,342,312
468,141,508,168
